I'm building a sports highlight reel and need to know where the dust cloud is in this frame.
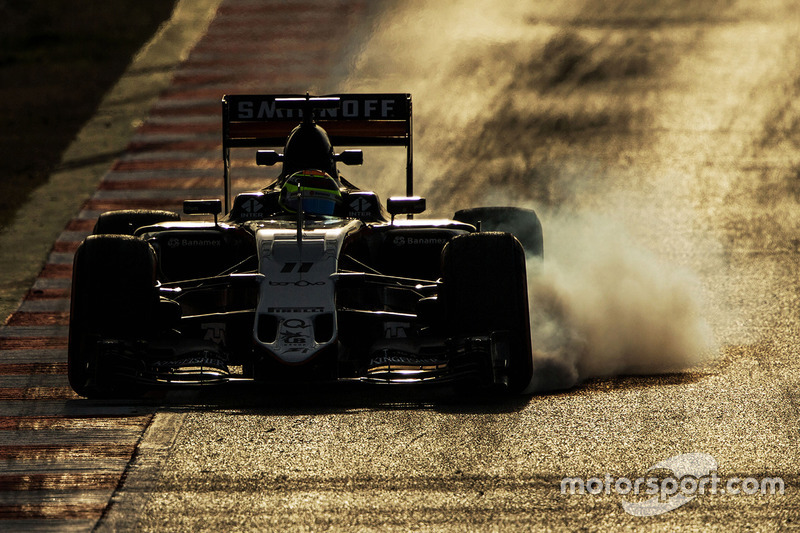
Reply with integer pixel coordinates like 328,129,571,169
525,211,715,392
339,0,721,391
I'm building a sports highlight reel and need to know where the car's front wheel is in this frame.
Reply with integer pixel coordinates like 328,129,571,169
440,232,533,394
68,235,159,398
454,206,543,259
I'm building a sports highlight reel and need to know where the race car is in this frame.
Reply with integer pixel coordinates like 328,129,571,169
68,93,543,398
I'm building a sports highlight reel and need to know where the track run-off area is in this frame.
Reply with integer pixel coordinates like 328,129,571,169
1,0,800,530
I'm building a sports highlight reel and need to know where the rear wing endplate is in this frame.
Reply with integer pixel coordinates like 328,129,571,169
221,93,413,213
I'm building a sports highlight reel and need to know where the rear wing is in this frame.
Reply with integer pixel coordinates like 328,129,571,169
221,93,413,213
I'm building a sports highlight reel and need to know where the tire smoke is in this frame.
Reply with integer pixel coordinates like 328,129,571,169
339,0,720,392
524,210,716,393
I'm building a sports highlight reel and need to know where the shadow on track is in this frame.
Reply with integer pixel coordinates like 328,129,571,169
65,371,710,417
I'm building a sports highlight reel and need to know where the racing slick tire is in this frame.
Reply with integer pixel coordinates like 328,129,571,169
454,206,543,259
68,235,159,398
93,209,180,235
440,232,533,394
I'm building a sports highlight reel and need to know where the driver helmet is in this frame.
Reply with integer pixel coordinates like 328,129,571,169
278,170,342,216
281,123,338,179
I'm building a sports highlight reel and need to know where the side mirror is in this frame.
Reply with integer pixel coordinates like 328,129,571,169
387,196,426,222
184,199,222,215
184,199,222,225
335,150,363,166
256,150,283,166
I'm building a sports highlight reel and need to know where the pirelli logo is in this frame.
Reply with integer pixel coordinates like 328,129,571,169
267,307,324,313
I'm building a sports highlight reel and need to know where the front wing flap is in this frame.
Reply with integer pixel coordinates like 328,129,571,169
348,332,512,387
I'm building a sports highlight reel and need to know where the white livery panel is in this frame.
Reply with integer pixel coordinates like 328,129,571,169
253,219,361,363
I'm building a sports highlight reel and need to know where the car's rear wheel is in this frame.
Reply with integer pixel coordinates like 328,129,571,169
68,235,158,398
93,209,180,235
454,206,543,259
440,232,533,394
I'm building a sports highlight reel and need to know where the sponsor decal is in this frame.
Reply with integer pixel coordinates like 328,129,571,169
166,237,222,248
239,198,264,218
151,355,225,368
384,321,410,339
280,330,310,345
237,101,299,120
236,98,397,120
281,262,314,273
349,197,373,217
202,323,226,346
392,235,447,247
284,318,309,328
268,307,325,313
283,347,310,354
369,352,443,367
268,280,325,287
279,318,311,348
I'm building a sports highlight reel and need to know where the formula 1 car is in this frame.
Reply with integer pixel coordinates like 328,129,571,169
68,93,543,398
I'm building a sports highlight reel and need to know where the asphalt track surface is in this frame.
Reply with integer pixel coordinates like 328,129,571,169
1,0,800,531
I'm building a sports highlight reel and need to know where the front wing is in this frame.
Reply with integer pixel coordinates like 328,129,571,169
86,332,514,390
